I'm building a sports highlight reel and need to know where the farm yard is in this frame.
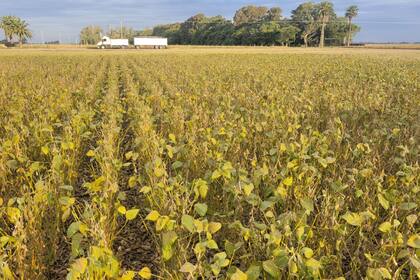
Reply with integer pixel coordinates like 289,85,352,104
0,47,419,279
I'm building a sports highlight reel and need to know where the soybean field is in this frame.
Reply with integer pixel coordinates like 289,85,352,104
0,48,419,280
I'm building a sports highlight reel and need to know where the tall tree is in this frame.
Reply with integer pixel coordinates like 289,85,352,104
265,7,283,21
179,14,206,44
233,6,268,26
108,26,134,40
291,2,318,47
14,18,32,47
80,25,103,45
0,16,19,43
152,23,182,44
317,1,335,48
345,5,359,46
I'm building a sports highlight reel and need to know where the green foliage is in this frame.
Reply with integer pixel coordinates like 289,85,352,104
150,2,360,46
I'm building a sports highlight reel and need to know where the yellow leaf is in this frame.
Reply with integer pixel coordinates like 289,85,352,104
277,186,287,198
169,133,176,143
86,150,95,157
342,212,362,227
302,247,314,258
138,267,152,279
208,222,222,234
41,146,50,155
120,271,135,280
72,258,88,274
378,222,392,233
407,234,420,249
128,176,137,188
146,210,160,222
231,268,248,280
118,206,127,215
125,209,139,221
243,183,254,196
180,262,196,273
282,177,293,186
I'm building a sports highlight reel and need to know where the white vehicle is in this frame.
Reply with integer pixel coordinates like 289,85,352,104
134,37,168,49
97,36,129,49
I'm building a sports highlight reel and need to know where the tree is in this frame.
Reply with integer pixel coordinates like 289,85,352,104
152,23,182,44
233,6,268,26
179,14,206,44
108,26,134,40
14,18,32,47
317,1,335,48
291,2,318,47
345,5,359,46
265,7,282,21
0,16,19,43
80,25,103,45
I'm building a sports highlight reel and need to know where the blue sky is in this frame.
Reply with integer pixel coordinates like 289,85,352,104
1,0,419,43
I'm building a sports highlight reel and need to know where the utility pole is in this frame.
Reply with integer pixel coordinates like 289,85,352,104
120,18,123,38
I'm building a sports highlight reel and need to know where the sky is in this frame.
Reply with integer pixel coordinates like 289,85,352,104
0,0,419,43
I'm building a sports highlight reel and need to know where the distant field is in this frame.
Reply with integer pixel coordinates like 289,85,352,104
2,45,420,59
0,48,419,279
362,43,420,50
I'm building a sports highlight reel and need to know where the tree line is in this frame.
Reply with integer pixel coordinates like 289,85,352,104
0,16,32,47
153,2,359,47
81,1,359,47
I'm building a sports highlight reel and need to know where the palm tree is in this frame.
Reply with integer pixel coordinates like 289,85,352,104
15,18,32,47
345,5,359,46
0,16,18,43
317,1,334,48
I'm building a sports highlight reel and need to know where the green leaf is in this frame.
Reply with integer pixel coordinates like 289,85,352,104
367,267,392,280
342,212,362,227
409,257,420,270
162,231,178,261
194,203,208,217
300,198,314,213
125,209,139,221
246,264,261,280
172,161,183,170
262,260,280,278
67,221,81,238
181,214,195,233
400,202,417,211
